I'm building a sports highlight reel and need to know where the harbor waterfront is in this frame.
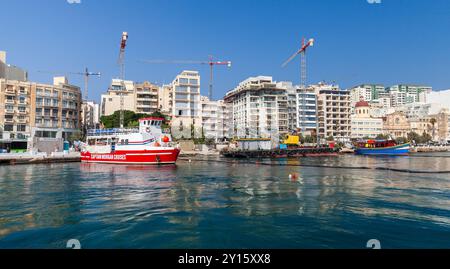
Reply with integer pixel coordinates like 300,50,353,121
1,153,449,249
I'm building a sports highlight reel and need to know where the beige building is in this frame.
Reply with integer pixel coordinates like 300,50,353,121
315,83,351,142
350,98,383,139
409,109,449,142
382,111,410,138
158,84,172,115
135,81,159,114
100,79,136,116
0,76,82,151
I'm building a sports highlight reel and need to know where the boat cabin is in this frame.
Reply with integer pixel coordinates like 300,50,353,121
356,140,397,149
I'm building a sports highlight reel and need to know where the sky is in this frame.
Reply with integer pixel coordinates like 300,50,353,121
1,0,450,102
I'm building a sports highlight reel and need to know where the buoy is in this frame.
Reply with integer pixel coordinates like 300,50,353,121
162,136,170,143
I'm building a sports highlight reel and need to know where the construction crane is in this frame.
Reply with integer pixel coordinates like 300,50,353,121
37,68,101,138
282,37,315,139
282,37,314,88
37,68,101,101
118,32,128,128
140,55,232,100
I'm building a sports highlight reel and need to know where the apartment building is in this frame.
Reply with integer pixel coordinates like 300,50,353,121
33,77,82,139
315,83,351,142
225,76,288,139
349,84,385,105
135,81,159,114
169,71,202,138
101,79,160,116
101,79,135,116
0,76,82,150
81,101,100,129
158,84,172,115
387,84,431,107
200,96,232,141
350,98,383,139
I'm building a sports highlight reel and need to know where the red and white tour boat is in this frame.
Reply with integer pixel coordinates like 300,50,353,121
81,117,180,165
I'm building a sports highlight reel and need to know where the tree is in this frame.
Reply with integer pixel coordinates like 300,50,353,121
326,136,335,141
429,118,437,141
396,137,408,144
100,110,169,129
421,132,432,144
303,135,316,144
407,132,421,144
376,134,391,140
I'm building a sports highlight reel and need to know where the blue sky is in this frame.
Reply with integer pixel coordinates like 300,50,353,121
1,0,450,102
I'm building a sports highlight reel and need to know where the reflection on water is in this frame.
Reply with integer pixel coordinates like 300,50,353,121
0,153,450,248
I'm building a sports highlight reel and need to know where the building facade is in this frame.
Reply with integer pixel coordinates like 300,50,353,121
169,71,202,138
200,96,232,141
315,83,351,142
225,76,288,139
81,101,100,129
0,77,82,151
382,111,410,138
101,79,136,116
135,81,159,114
387,84,431,107
350,98,383,139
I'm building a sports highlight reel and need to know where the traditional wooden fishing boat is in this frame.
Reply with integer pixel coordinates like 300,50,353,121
355,140,410,156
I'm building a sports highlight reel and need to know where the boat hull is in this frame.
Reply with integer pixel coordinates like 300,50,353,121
80,148,181,165
355,143,410,156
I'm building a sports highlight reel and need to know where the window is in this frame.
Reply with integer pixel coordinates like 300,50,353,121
19,96,26,104
18,106,26,113
17,125,26,132
4,125,13,131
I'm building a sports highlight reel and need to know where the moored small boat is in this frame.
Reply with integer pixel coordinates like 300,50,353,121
355,140,410,156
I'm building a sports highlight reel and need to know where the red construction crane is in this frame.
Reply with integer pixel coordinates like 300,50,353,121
118,32,128,128
282,37,314,88
140,55,232,100
282,37,315,139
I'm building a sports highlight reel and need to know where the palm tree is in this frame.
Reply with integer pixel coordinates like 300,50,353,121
430,118,437,141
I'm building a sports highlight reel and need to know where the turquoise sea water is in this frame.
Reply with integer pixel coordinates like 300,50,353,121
0,153,449,249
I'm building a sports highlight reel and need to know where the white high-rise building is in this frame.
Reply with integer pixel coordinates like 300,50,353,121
81,101,100,129
200,96,232,141
169,71,202,138
225,76,288,139
277,81,318,135
387,84,431,107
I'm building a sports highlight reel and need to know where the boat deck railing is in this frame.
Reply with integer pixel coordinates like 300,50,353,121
87,128,140,137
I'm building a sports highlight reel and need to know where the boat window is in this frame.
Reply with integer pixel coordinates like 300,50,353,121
125,139,129,145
